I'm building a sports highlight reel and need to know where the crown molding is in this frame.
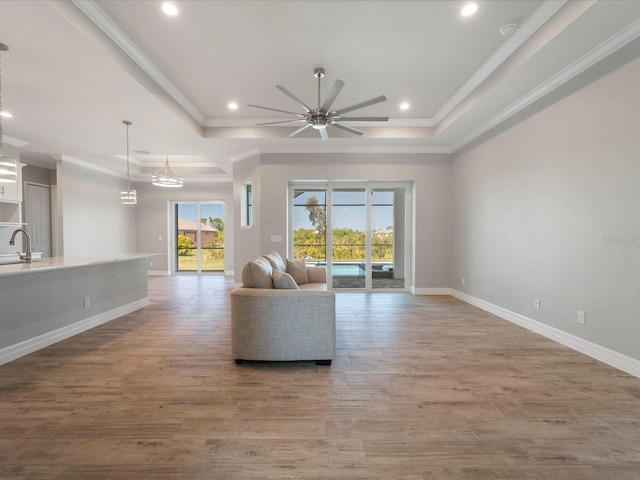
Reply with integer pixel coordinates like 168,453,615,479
71,0,205,125
452,15,640,153
53,153,125,179
205,118,437,128
433,0,567,125
252,145,452,155
229,148,261,164
3,136,29,148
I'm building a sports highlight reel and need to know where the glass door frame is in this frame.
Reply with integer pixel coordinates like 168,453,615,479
171,200,225,275
288,181,412,292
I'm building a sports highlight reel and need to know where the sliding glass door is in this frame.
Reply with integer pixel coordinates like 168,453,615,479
371,188,405,289
174,202,224,273
291,183,409,291
331,188,366,288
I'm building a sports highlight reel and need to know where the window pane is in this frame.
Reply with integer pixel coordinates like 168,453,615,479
332,188,365,289
176,202,224,273
293,189,326,262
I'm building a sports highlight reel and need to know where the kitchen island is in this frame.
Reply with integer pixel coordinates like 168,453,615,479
0,254,152,365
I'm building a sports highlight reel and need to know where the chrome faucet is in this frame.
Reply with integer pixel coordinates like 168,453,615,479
9,228,32,263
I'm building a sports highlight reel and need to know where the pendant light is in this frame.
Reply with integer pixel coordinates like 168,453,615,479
152,155,183,187
120,120,137,204
0,42,18,184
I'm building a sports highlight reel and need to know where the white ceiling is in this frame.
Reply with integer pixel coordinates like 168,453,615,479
1,0,640,182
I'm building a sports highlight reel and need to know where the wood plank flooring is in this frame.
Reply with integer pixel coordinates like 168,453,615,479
1,275,639,479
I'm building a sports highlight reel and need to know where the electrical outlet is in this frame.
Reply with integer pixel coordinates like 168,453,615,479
84,297,91,308
534,299,540,310
461,277,466,285
577,311,586,325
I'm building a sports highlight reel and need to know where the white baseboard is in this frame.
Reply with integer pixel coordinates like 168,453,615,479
148,270,234,277
450,289,640,379
412,287,452,295
0,298,150,366
148,270,169,276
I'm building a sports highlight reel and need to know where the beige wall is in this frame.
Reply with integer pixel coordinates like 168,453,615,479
233,153,453,290
452,53,640,360
56,158,136,256
232,155,261,281
135,181,234,274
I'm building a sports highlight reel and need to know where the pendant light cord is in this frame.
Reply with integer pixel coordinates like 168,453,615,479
123,120,132,191
0,44,5,154
126,122,130,190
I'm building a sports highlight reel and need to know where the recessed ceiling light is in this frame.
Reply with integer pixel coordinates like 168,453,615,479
400,102,410,111
0,111,12,118
461,1,479,17
160,1,179,16
228,102,239,110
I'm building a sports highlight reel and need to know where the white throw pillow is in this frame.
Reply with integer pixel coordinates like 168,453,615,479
272,270,299,289
286,258,309,284
263,251,286,272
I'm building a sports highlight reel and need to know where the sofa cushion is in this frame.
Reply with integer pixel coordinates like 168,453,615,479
298,282,327,291
241,257,274,289
286,258,309,284
272,270,299,289
264,251,286,272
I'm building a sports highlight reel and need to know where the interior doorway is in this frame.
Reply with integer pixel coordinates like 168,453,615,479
173,201,224,273
24,182,52,258
290,182,410,291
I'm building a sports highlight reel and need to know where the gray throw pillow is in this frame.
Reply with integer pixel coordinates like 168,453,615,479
286,258,309,284
241,257,274,288
272,270,299,289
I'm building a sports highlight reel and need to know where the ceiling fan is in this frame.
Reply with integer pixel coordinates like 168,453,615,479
248,68,388,140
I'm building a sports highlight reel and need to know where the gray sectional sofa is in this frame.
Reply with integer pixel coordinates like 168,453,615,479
230,252,336,365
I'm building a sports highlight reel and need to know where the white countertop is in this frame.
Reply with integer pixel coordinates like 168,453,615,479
0,254,155,278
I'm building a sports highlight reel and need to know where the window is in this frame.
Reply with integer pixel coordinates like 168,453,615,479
242,183,252,227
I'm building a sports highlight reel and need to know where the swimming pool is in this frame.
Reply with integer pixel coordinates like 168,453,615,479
314,262,363,276
314,262,393,277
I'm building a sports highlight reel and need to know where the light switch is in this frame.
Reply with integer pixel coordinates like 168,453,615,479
271,235,282,242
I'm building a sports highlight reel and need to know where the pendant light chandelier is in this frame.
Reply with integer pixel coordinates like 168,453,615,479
120,120,137,204
152,155,183,187
0,42,18,184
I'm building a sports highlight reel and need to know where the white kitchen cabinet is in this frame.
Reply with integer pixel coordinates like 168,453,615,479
0,163,24,226
0,179,20,202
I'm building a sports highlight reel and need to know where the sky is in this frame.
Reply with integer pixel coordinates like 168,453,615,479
177,203,224,224
175,191,395,231
294,190,394,231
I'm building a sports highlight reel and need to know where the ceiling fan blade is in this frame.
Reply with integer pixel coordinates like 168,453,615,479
331,122,364,136
257,119,306,126
334,95,387,116
248,104,304,116
319,127,329,141
276,85,312,112
288,124,312,137
320,79,345,113
333,116,389,122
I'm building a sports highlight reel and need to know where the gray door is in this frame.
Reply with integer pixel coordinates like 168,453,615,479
24,182,52,258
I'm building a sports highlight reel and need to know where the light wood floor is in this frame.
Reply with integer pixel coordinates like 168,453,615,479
1,276,639,479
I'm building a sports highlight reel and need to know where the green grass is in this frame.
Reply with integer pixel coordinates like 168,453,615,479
177,254,224,272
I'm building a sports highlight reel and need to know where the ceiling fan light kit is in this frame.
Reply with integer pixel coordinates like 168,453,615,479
249,67,389,140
